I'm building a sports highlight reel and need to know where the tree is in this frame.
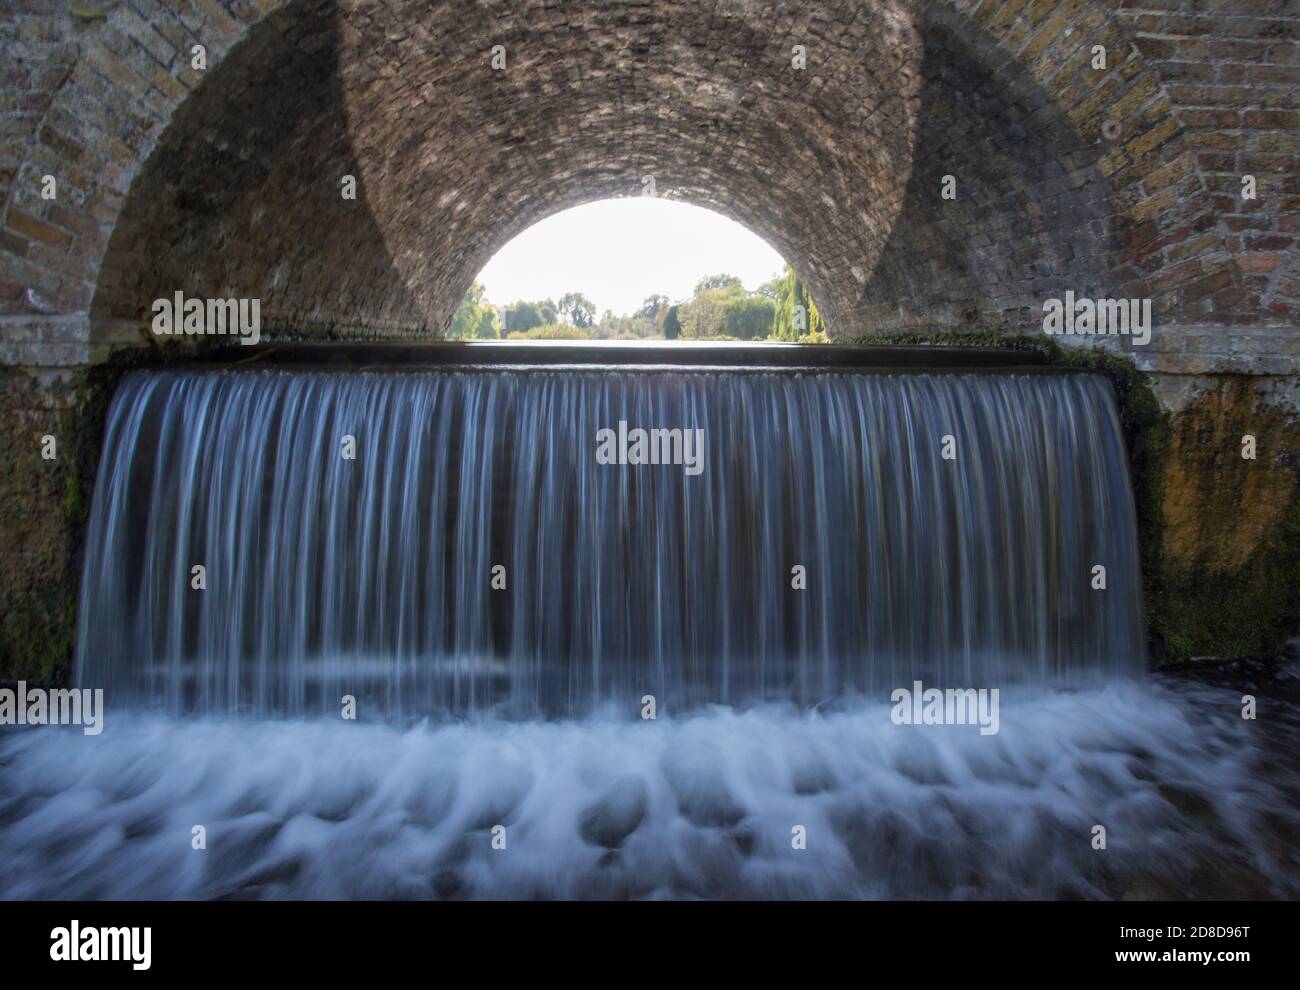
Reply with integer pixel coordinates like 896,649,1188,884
446,281,499,339
694,273,742,294
679,290,727,338
770,265,827,341
503,302,541,333
557,292,596,329
723,294,777,340
471,307,498,339
663,305,681,340
503,299,558,333
637,294,669,319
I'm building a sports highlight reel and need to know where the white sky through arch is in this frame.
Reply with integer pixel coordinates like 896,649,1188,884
475,199,787,317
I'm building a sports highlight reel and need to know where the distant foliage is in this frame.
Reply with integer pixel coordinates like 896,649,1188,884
694,273,743,294
447,264,827,343
445,281,500,339
770,266,827,341
677,276,775,340
502,299,559,333
637,294,670,319
593,312,661,340
505,323,594,340
557,292,596,328
663,305,681,340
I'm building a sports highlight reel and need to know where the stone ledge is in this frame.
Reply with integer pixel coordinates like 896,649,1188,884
1057,323,1300,376
4,316,1298,377
0,315,148,368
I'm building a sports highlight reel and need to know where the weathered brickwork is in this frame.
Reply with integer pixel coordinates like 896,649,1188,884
92,0,424,336
1114,0,1299,326
0,365,78,683
0,0,1294,356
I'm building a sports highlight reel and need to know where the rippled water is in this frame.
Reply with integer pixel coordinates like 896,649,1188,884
4,673,1296,900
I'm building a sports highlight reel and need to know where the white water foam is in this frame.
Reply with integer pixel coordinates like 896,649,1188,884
2,676,1295,900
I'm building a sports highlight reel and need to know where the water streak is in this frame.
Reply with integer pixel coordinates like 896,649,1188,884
76,367,1143,716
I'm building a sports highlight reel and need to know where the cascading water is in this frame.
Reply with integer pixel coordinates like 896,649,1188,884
7,361,1297,900
75,367,1143,717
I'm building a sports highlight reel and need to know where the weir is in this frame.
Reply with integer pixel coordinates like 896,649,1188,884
74,358,1144,718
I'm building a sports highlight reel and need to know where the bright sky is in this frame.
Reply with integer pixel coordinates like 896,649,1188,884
476,199,787,317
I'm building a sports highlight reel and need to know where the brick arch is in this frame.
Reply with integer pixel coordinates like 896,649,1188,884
0,0,1282,356
1,0,293,361
92,0,425,337
327,0,923,337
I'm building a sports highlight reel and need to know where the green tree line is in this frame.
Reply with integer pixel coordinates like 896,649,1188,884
445,265,827,343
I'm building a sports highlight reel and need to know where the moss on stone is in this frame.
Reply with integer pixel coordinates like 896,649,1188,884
1153,378,1300,660
0,343,202,686
0,367,78,684
3,598,75,684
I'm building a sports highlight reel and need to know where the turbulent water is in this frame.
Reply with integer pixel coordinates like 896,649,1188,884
75,367,1143,717
3,675,1298,900
10,362,1275,902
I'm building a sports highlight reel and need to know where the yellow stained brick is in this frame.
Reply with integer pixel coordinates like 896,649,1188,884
1125,116,1181,160
135,57,189,103
979,0,1032,34
1108,75,1160,122
190,0,243,38
82,46,151,99
1142,154,1195,194
6,210,73,248
1098,149,1129,178
1168,232,1222,263
1122,187,1177,224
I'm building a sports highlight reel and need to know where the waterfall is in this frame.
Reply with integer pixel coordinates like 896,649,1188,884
75,366,1143,717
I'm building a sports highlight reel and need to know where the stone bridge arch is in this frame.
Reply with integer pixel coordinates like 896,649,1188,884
3,0,1293,366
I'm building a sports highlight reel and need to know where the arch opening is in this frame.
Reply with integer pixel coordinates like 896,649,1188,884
86,0,1143,345
451,198,825,343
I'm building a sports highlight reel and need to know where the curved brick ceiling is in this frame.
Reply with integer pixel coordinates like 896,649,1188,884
69,0,1273,342
332,0,920,336
95,0,925,336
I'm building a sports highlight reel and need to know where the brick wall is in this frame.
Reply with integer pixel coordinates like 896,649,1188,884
0,0,1295,350
1115,0,1298,324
